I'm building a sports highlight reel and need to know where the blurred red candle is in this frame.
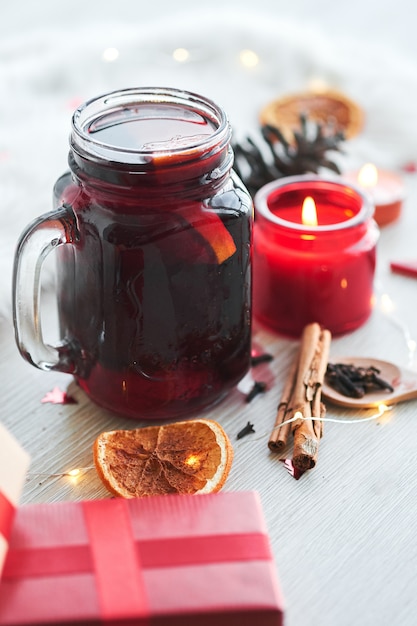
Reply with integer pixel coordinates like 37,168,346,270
346,163,405,226
253,176,379,337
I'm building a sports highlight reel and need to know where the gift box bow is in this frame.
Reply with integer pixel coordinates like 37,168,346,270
1,491,283,625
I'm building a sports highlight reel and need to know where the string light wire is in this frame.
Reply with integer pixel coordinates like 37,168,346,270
28,405,393,475
273,404,392,430
28,466,95,478
238,404,392,444
29,293,408,475
378,291,417,368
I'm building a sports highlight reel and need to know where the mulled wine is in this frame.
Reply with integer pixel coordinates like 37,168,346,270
13,88,253,419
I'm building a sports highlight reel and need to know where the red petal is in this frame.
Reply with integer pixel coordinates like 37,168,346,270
280,458,306,480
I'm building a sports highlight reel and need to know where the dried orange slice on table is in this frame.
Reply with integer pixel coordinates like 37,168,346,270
94,418,234,497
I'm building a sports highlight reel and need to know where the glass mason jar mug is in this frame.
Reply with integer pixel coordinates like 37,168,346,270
13,87,253,419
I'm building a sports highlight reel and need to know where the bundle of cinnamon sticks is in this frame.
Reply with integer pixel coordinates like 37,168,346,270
268,323,331,471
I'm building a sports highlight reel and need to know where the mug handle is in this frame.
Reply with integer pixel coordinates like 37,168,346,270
12,205,79,373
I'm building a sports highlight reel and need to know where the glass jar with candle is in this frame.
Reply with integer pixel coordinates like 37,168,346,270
13,87,253,419
253,175,379,337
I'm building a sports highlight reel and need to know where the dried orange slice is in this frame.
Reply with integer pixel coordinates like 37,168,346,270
180,208,237,264
260,89,364,140
192,213,237,264
93,418,234,498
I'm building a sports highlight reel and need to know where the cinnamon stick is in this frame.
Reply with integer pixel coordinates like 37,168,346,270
268,356,298,451
292,324,331,470
268,322,332,472
310,329,331,441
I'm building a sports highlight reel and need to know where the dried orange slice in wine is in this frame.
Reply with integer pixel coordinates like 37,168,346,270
93,418,234,498
179,208,237,264
192,212,236,264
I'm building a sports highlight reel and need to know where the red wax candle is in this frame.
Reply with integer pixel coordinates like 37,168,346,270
345,164,405,227
253,176,379,337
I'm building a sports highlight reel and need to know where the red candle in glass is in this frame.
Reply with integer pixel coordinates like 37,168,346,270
345,163,405,227
253,175,379,337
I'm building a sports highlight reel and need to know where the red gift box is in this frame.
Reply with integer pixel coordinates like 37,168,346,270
0,423,30,577
0,490,284,626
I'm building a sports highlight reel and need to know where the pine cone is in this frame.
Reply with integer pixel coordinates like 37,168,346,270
233,114,345,198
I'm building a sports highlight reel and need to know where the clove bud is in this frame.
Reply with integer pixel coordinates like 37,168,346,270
326,362,394,398
237,421,256,440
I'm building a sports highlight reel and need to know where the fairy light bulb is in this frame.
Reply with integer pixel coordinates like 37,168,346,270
66,468,84,485
239,49,259,68
67,468,81,477
172,47,190,62
380,293,395,314
408,339,416,356
376,403,392,424
307,77,329,92
185,454,200,468
102,47,119,62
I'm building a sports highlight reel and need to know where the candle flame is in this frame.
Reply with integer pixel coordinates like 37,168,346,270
301,196,318,226
358,163,378,188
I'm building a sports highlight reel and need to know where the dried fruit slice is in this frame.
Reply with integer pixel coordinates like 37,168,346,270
191,211,237,264
93,418,234,498
260,89,364,140
60,183,236,266
175,205,236,265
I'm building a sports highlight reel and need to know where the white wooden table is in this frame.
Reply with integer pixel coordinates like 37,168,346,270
3,0,417,620
3,173,417,626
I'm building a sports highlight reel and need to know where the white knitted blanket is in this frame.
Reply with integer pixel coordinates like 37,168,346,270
2,7,417,317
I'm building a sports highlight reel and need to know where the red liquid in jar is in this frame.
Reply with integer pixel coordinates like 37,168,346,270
54,105,252,419
87,104,216,150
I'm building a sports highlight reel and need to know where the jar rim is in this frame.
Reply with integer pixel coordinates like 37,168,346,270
254,174,375,233
70,86,231,165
